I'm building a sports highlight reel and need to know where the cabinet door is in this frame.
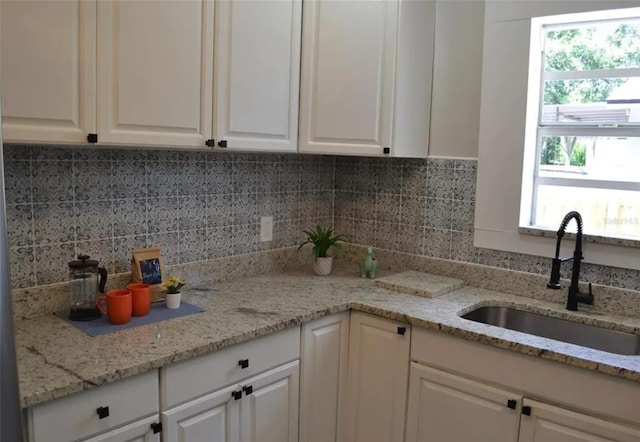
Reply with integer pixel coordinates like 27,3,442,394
341,312,410,442
300,313,349,442
239,360,299,442
1,0,96,143
518,399,640,442
299,0,398,156
213,0,301,152
162,383,240,442
82,415,161,442
405,363,521,442
97,0,213,147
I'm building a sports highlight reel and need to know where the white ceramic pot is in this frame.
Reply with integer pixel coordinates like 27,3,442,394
313,257,333,276
166,292,181,309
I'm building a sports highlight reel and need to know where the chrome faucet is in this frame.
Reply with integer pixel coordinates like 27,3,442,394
547,211,594,311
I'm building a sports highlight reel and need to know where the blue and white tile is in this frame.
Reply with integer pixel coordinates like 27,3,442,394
73,160,112,201
112,148,146,162
353,161,378,193
278,162,301,193
256,161,280,194
375,222,399,251
178,157,208,196
478,248,512,269
375,193,400,224
453,168,477,201
146,232,180,266
34,243,76,285
4,160,32,205
348,219,376,247
232,193,258,225
73,147,112,162
451,231,477,263
179,229,208,263
232,223,258,255
9,247,35,289
146,160,179,198
426,165,454,200
276,192,299,221
423,228,452,260
3,145,31,161
112,198,147,237
451,200,475,232
75,239,114,274
147,197,178,234
33,202,75,245
31,146,73,161
353,193,376,221
112,159,147,199
113,235,148,273
376,162,403,195
207,193,234,227
178,195,208,230
207,155,234,195
233,162,258,195
398,223,425,256
401,165,428,196
206,226,233,259
6,204,34,247
75,200,113,241
32,160,74,203
400,195,427,227
425,198,452,230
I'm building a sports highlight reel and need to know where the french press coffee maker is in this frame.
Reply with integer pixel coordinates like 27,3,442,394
68,255,108,321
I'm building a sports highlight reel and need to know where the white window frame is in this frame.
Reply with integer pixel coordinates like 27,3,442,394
523,9,640,233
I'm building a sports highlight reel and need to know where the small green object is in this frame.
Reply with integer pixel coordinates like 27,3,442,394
359,246,378,279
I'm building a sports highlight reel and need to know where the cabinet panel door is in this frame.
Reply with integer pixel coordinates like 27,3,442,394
341,312,410,442
162,384,240,442
214,0,301,151
240,361,299,442
405,363,521,442
299,0,398,156
519,399,640,442
82,415,160,442
97,0,213,147
300,313,349,442
1,0,96,143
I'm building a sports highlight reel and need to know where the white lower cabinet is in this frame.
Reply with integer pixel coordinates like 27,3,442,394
299,312,350,442
162,384,240,442
82,415,161,442
405,363,521,442
341,312,410,442
518,399,640,442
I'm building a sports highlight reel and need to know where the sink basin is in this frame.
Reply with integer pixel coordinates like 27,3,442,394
461,306,640,355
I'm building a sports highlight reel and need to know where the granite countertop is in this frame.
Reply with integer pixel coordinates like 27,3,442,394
16,265,640,409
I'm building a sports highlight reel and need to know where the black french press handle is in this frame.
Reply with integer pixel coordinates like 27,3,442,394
98,267,108,293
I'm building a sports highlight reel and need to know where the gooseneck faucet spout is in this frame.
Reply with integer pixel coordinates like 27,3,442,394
547,211,594,311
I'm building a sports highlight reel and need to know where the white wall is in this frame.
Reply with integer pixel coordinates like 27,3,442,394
429,0,485,158
474,0,640,270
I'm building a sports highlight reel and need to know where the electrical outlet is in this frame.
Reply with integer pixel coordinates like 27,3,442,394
260,216,273,242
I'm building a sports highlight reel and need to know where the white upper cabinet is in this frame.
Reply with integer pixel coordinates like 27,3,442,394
213,0,301,152
299,0,435,158
0,0,96,144
96,0,214,147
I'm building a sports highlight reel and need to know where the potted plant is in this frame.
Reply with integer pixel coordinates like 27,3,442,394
298,225,345,276
162,276,186,309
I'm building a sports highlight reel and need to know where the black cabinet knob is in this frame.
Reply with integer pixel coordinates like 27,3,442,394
522,405,532,416
243,385,253,395
383,147,390,154
397,326,406,335
150,422,163,434
218,140,228,148
232,390,242,400
238,359,249,369
507,399,517,410
96,406,110,419
87,133,98,144
205,139,215,147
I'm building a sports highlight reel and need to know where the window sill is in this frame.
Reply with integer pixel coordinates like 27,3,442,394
518,227,640,250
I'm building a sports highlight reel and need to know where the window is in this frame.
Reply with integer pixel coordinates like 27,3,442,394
523,9,640,239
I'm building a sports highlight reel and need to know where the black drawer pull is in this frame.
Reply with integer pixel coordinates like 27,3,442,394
397,326,406,335
96,406,110,419
150,422,162,434
507,399,517,410
243,385,253,395
232,390,242,400
522,405,532,416
238,359,249,369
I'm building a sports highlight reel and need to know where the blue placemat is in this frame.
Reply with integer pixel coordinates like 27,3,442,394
56,301,205,337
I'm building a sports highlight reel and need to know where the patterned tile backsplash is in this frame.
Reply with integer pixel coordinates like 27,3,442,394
333,156,640,293
4,146,333,288
4,146,640,293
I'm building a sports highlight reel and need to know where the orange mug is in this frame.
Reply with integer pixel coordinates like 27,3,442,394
127,283,152,317
97,290,132,325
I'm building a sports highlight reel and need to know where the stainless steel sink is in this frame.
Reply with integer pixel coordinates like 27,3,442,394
461,306,640,355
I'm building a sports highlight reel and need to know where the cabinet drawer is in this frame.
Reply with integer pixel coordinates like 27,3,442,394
28,370,158,442
161,326,300,408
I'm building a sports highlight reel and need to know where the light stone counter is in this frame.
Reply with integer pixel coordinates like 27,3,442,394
16,265,640,409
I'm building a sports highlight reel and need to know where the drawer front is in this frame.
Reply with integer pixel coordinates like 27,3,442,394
161,326,300,408
29,370,158,442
